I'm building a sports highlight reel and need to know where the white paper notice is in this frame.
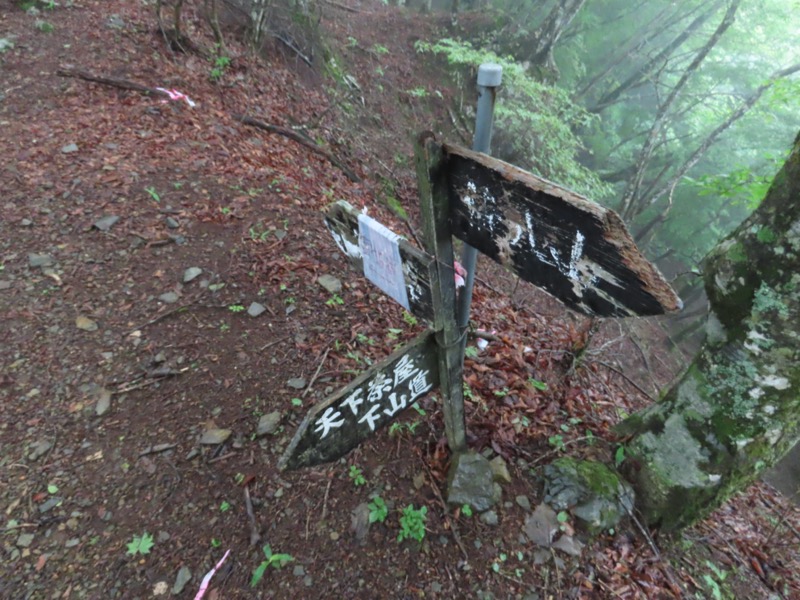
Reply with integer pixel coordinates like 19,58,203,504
358,213,410,311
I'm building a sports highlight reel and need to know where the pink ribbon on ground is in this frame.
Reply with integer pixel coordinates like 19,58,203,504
155,87,197,108
193,549,230,600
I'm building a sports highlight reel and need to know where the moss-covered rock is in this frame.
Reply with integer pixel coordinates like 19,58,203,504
543,458,634,534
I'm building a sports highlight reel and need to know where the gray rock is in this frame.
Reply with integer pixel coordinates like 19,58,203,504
93,215,119,231
29,440,52,461
61,143,79,154
292,565,305,577
247,302,266,317
95,388,112,416
446,451,500,512
159,292,179,304
200,428,231,445
38,497,61,513
183,267,202,283
524,504,559,547
551,534,584,557
543,457,634,535
28,253,54,268
75,316,98,331
16,533,34,548
256,412,281,437
0,281,12,290
165,217,180,229
350,503,371,545
479,510,499,526
515,495,531,511
287,377,306,390
317,274,342,294
106,14,125,29
490,456,512,484
20,218,32,227
172,566,192,595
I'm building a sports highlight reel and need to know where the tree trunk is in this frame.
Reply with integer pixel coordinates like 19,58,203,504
617,131,800,531
525,0,586,76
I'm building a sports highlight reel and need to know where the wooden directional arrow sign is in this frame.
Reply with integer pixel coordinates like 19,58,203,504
279,331,439,470
325,200,436,323
437,142,682,317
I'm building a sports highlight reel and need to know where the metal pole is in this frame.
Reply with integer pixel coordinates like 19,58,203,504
456,63,502,358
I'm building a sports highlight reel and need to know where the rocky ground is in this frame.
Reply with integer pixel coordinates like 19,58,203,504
1,0,799,598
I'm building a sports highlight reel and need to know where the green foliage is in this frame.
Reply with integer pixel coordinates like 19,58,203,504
527,377,548,391
548,434,565,451
397,504,427,543
368,496,388,523
348,465,366,486
210,55,231,81
416,38,610,199
614,445,626,468
461,504,473,517
219,501,231,512
228,304,245,313
250,544,294,588
371,43,389,55
702,560,728,600
402,312,418,327
326,294,344,306
144,186,160,202
35,20,54,33
464,346,479,358
126,532,154,556
0,38,14,53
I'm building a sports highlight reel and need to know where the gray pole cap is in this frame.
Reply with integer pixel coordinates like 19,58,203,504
477,63,502,87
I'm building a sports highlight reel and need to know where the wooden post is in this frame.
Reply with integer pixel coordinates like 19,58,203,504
414,133,467,453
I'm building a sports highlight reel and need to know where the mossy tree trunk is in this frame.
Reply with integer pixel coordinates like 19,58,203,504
617,131,800,531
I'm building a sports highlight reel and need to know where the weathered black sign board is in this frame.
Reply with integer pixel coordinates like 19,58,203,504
440,143,682,317
278,331,439,470
279,134,681,470
324,200,436,323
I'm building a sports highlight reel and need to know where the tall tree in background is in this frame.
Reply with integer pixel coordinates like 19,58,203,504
617,130,800,530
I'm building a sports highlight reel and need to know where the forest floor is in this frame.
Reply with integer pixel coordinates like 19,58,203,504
1,0,799,598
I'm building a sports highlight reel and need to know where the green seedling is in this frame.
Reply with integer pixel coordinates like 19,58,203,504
210,55,231,81
549,435,565,451
291,398,302,407
461,504,473,517
557,511,569,531
349,465,366,486
47,484,58,494
326,294,344,307
402,312,418,327
528,377,548,391
35,20,54,32
397,504,427,543
211,537,221,548
126,532,154,556
219,501,231,512
614,445,626,467
228,304,245,313
371,43,389,55
250,544,294,588
464,346,479,358
387,328,402,340
145,186,160,202
368,496,388,523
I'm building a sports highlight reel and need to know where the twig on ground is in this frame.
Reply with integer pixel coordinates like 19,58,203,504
235,115,360,182
419,458,469,562
138,443,177,457
259,335,290,352
320,476,333,524
208,452,237,464
593,360,656,401
274,34,313,67
303,346,331,398
243,484,261,547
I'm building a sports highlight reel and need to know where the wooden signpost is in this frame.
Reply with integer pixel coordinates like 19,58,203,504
279,133,681,470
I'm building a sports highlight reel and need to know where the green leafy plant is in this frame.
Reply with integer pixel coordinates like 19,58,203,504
326,294,344,307
397,504,427,543
461,504,473,517
614,445,626,468
144,186,160,202
387,327,403,341
371,43,389,55
291,397,302,407
210,55,231,81
528,377,548,391
228,304,245,313
47,484,58,494
126,532,154,556
0,38,14,53
219,501,231,512
210,537,221,548
402,312,418,326
702,560,728,600
250,544,294,588
406,87,428,98
368,496,388,523
348,465,366,486
548,434,565,451
556,510,569,531
464,346,479,359
35,20,54,32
